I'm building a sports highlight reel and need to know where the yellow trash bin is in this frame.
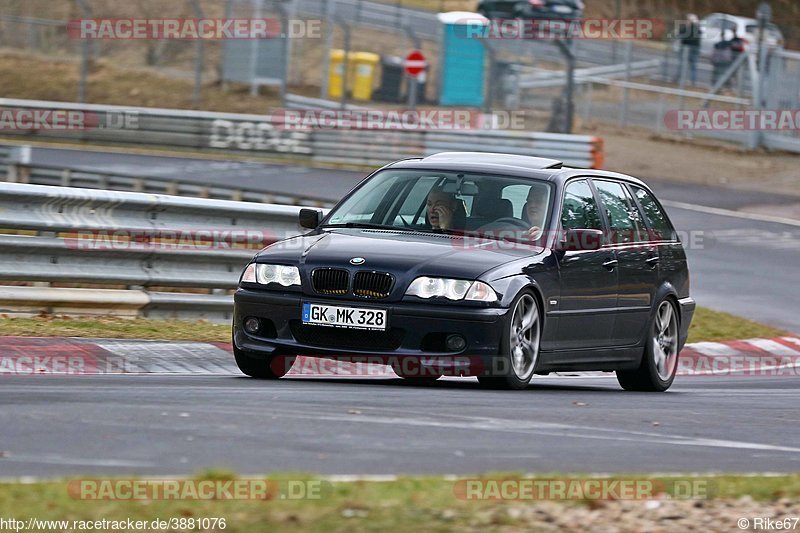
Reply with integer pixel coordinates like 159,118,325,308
327,49,346,99
350,52,380,101
328,50,380,100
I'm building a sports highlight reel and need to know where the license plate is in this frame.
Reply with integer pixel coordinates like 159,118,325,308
302,303,388,331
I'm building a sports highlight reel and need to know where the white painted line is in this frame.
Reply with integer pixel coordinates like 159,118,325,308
781,337,800,348
267,409,800,455
744,338,800,356
661,199,800,227
685,342,740,356
679,359,800,377
1,471,796,484
0,454,155,468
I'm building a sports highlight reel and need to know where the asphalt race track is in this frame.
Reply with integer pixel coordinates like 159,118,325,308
29,146,800,333
2,373,799,477
3,147,799,480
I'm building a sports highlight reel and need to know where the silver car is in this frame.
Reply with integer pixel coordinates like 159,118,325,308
699,13,784,58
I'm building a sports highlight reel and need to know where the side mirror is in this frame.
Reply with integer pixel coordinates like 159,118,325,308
299,208,322,229
557,229,604,252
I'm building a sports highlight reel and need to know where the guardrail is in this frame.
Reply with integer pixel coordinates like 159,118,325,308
518,60,661,89
0,98,605,169
0,182,313,322
2,149,335,208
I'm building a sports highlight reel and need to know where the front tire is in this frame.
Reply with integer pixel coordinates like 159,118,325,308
478,291,541,390
617,299,679,392
233,345,295,380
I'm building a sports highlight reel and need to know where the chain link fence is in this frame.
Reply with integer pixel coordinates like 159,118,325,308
1,0,799,152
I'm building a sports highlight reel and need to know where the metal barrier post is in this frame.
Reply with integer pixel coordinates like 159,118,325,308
620,41,633,127
189,0,205,109
320,0,336,99
75,0,91,103
338,18,352,110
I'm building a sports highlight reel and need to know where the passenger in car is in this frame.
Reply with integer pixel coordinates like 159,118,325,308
524,184,550,240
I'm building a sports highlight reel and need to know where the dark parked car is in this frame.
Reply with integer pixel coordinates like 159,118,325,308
233,153,695,391
478,0,585,21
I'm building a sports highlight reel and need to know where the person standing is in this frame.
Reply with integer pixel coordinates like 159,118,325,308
681,14,702,85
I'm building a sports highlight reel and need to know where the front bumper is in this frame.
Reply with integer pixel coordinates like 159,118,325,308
233,288,508,359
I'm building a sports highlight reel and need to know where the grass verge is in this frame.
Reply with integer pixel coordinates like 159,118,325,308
0,306,791,344
687,307,790,343
0,473,798,532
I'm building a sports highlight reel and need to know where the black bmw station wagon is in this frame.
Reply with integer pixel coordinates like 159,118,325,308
233,153,695,391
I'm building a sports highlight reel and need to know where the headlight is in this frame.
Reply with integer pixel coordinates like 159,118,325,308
405,277,497,302
240,263,301,287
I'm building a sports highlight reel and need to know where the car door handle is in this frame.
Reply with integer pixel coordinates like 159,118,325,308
645,256,660,267
602,258,618,270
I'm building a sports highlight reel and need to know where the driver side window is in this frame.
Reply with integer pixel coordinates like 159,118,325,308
561,180,603,231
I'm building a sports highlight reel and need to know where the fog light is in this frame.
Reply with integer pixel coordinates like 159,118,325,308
446,334,466,351
244,317,261,334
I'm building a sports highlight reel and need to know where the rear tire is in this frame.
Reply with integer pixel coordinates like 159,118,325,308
478,290,541,390
233,345,295,380
617,299,679,392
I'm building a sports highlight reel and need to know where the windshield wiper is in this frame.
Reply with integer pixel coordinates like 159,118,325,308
320,222,416,232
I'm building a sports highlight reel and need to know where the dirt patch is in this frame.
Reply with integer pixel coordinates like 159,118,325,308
588,122,800,200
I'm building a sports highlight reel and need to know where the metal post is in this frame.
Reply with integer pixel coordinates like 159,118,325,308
189,0,204,109
621,40,632,127
408,73,419,110
75,0,91,103
554,38,575,134
278,0,295,108
753,2,773,149
676,44,687,112
483,39,497,114
249,0,264,96
339,19,351,110
320,0,336,99
582,82,593,122
403,24,423,110
611,0,621,63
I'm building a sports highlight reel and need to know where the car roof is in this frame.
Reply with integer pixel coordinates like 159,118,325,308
385,152,650,189
704,13,758,25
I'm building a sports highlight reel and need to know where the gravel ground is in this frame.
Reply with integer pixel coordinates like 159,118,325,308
459,497,800,531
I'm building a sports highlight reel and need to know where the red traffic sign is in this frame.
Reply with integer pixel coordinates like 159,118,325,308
404,50,428,77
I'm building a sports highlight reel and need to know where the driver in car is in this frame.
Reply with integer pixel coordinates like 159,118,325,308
426,188,460,230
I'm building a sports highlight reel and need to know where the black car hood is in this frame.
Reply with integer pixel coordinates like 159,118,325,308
256,228,544,281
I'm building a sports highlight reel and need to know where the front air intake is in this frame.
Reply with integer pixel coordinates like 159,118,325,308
353,271,394,299
312,268,349,295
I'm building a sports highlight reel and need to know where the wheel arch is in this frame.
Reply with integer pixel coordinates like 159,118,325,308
654,281,682,326
499,276,546,327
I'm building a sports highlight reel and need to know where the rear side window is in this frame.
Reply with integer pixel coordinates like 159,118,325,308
593,180,644,244
631,186,677,241
561,180,603,231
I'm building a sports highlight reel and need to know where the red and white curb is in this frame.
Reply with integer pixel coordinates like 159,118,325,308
0,336,799,377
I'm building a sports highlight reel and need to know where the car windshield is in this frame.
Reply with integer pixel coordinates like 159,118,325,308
323,169,554,242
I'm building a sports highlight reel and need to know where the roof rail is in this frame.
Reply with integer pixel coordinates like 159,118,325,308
421,152,564,170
